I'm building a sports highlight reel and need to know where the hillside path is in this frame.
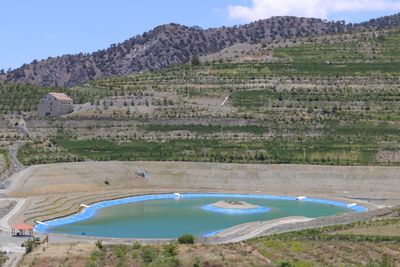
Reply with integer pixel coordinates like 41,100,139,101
9,142,24,175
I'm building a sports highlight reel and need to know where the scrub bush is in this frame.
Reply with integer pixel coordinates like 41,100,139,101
178,234,195,244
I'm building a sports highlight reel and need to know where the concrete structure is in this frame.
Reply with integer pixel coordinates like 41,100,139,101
38,93,73,117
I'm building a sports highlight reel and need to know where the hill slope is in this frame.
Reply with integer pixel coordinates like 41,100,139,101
2,13,400,87
3,28,399,166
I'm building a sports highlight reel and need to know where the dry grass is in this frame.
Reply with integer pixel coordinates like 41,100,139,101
18,242,94,267
19,242,271,267
335,219,400,237
19,233,400,267
251,238,400,266
340,224,400,236
178,243,271,267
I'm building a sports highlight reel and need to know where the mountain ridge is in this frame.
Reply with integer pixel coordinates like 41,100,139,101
2,13,400,87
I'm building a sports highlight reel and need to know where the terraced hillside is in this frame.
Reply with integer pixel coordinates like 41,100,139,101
1,29,398,166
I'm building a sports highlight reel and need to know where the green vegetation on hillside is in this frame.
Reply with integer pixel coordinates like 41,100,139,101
17,141,83,166
6,29,400,166
47,134,375,165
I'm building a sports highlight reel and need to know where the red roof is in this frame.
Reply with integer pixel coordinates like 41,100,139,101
11,223,34,230
49,92,73,101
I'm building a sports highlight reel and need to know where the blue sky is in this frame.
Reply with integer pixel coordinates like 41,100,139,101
1,0,399,70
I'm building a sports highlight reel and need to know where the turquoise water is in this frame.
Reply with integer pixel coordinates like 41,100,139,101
48,197,350,238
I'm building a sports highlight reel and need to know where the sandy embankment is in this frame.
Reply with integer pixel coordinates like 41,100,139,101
7,161,400,199
2,161,400,229
210,216,314,243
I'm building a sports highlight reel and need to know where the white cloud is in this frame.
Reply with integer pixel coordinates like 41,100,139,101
228,0,400,22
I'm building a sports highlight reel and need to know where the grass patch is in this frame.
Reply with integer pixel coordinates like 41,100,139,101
17,141,84,166
51,134,378,166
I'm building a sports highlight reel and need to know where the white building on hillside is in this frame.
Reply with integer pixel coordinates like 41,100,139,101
38,92,73,117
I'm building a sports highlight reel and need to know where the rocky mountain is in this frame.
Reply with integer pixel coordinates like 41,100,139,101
357,12,400,29
2,13,400,87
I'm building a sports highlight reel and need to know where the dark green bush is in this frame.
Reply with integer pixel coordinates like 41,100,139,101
178,234,195,244
141,245,159,263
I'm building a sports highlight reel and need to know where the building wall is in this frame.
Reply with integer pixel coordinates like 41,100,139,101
38,100,51,116
38,94,73,117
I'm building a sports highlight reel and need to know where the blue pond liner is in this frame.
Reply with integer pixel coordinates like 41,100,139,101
203,228,226,237
33,193,367,234
202,203,270,214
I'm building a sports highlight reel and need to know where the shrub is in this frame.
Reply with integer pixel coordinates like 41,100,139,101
178,234,195,244
95,240,103,250
193,257,201,267
132,241,141,250
191,56,200,66
149,255,180,267
141,245,159,263
278,260,295,267
163,241,178,257
24,240,35,254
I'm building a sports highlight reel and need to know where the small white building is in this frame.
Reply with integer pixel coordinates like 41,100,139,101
38,92,73,117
